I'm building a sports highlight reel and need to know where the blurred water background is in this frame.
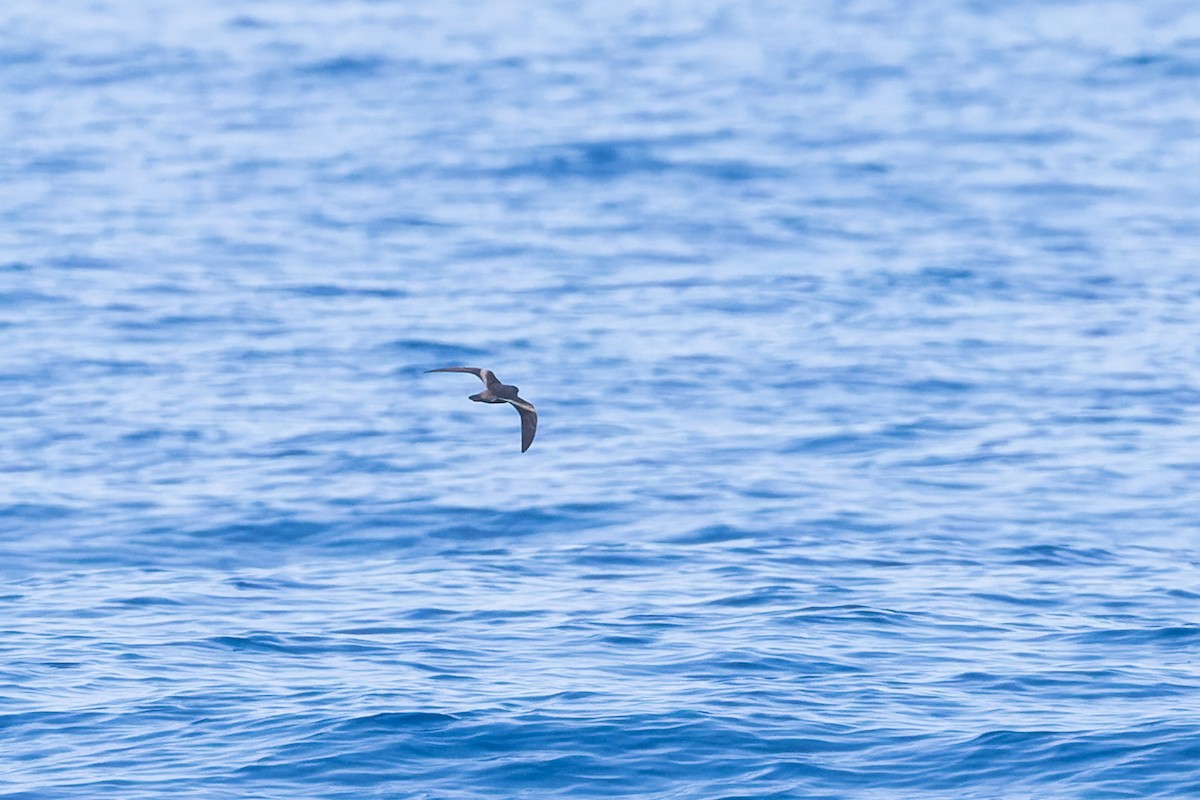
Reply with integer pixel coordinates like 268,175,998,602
3,1,1200,798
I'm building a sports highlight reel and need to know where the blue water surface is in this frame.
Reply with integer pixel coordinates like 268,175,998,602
3,1,1200,798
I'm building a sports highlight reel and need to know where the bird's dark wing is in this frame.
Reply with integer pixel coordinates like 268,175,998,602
425,367,487,385
508,399,537,453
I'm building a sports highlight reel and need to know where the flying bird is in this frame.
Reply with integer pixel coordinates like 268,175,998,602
425,367,537,452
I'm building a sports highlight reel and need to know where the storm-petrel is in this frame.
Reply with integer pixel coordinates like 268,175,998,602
425,367,537,452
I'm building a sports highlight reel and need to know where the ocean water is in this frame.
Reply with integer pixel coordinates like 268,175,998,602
3,1,1200,798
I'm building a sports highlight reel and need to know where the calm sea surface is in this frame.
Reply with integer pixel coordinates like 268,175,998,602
3,2,1200,798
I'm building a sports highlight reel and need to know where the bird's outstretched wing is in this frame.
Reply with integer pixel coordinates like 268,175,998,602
508,398,537,453
425,367,501,388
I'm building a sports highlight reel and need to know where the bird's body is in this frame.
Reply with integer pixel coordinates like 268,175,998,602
425,367,537,452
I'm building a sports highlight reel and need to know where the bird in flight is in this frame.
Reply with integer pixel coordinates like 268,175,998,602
425,367,537,452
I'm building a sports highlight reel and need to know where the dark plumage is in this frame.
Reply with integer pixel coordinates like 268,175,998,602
425,367,537,452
